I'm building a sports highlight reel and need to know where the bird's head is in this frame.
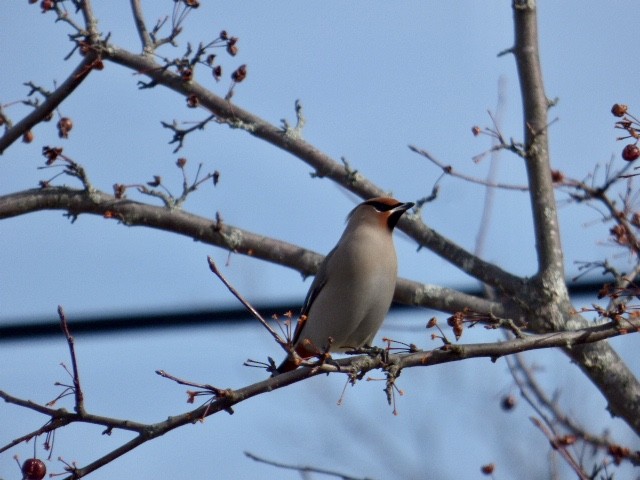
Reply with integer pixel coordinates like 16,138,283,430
347,197,414,232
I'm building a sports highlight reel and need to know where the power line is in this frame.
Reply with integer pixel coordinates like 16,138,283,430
0,281,604,342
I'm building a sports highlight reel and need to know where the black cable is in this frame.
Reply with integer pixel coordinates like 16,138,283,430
0,281,603,342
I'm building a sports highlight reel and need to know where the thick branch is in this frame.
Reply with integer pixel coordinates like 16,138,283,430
512,0,565,284
510,1,640,436
566,340,640,434
3,316,636,479
0,187,498,316
397,320,637,368
98,44,524,295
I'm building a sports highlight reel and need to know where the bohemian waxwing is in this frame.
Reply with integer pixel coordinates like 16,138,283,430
275,196,414,374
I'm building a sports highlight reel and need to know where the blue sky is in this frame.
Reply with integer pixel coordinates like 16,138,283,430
2,2,640,479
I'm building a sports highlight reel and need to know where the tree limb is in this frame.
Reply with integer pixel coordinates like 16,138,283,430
0,186,499,316
99,43,525,295
512,0,564,283
509,0,640,436
0,54,98,155
129,0,153,53
2,315,636,479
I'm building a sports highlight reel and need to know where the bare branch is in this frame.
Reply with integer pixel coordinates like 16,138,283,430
512,0,564,281
77,0,100,40
409,145,528,191
507,353,640,466
245,451,376,480
0,54,98,155
529,417,591,480
207,256,288,350
129,0,153,52
99,44,524,294
57,306,85,415
0,187,502,316
2,311,636,478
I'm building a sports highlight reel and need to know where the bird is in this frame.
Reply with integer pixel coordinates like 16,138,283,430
275,196,414,374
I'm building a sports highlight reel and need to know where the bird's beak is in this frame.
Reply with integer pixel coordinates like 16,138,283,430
395,202,414,213
387,201,414,228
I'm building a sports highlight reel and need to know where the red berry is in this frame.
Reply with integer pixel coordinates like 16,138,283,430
622,144,640,162
611,103,628,117
186,94,199,108
57,117,73,138
40,0,54,12
500,394,517,411
22,458,46,480
481,463,495,475
231,64,247,83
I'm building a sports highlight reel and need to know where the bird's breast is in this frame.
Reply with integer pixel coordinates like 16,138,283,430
299,231,398,351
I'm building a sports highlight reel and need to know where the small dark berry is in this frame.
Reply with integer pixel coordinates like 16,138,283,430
186,94,199,108
57,117,73,138
622,144,640,162
611,103,628,117
500,395,517,411
551,169,564,183
481,463,495,475
231,64,247,83
40,0,54,12
181,67,193,82
212,65,222,81
22,458,46,480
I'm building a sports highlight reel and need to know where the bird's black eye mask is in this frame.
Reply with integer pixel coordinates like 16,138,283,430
364,200,402,212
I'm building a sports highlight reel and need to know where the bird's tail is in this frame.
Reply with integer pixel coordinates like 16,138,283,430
274,357,298,375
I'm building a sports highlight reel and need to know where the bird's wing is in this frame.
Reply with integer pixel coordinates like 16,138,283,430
291,246,336,345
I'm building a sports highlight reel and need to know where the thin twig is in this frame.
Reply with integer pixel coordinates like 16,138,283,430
0,53,98,155
475,76,508,261
57,306,85,414
244,451,377,480
129,0,153,52
207,256,288,350
529,417,591,480
409,145,528,191
155,369,224,396
507,352,640,466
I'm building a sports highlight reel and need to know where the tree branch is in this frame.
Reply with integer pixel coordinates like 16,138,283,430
98,43,525,295
2,314,636,479
0,186,500,316
0,53,98,155
408,145,529,192
512,0,564,283
510,0,640,436
129,0,153,53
